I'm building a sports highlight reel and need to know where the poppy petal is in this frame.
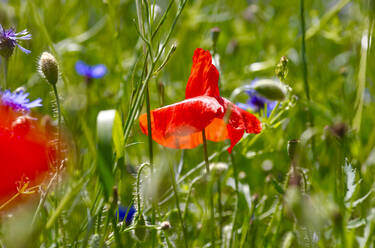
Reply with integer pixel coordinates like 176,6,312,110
185,48,220,99
139,96,224,149
0,106,56,202
220,98,262,153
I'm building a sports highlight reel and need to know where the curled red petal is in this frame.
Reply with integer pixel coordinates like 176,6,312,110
217,98,262,153
185,48,220,99
139,96,224,149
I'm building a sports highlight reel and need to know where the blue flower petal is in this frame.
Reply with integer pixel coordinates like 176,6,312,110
89,64,107,78
0,90,42,112
16,44,31,54
117,205,136,225
0,26,31,55
75,61,90,76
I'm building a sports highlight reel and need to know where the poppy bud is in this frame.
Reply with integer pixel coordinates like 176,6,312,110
275,56,289,81
287,139,299,160
210,27,220,48
160,221,171,230
326,122,348,139
38,52,59,85
252,79,287,101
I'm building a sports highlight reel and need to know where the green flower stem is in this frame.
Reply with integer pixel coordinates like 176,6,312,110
217,178,223,243
52,84,62,167
202,129,216,247
51,83,62,246
1,57,8,90
300,0,315,154
168,162,188,248
229,153,239,247
145,75,157,248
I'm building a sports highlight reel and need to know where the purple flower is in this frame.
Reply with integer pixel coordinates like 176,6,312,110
117,205,136,225
0,90,42,112
0,25,32,58
75,61,107,79
237,80,277,117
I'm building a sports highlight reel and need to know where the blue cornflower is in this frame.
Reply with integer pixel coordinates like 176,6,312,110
237,81,277,117
0,90,42,112
75,61,107,79
0,25,32,58
117,205,136,225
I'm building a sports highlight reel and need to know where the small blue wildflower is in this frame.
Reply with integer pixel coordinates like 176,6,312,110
0,24,32,57
75,61,107,79
237,80,277,117
0,90,42,112
117,205,136,225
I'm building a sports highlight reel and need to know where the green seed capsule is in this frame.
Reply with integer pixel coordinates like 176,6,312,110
252,79,287,101
38,52,59,85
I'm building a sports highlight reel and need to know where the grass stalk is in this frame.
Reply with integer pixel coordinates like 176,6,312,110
168,162,188,248
1,57,8,90
229,153,239,247
202,129,216,247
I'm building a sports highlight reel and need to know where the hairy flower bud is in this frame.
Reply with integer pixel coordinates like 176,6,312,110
38,52,59,85
210,27,220,49
252,79,287,101
287,139,299,160
160,221,171,230
275,56,289,81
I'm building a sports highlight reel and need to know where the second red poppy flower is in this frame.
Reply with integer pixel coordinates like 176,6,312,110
139,48,262,153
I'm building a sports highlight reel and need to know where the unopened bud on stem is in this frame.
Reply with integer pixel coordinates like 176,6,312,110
275,56,289,81
38,52,59,85
210,27,220,50
252,79,287,101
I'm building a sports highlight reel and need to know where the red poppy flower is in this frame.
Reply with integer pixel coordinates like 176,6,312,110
0,104,57,204
139,48,262,153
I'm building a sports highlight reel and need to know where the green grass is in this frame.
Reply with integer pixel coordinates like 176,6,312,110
0,0,374,247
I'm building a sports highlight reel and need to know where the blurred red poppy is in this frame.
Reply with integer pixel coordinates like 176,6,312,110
139,48,261,153
0,105,57,205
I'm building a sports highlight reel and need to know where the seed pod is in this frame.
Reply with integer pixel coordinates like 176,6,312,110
252,79,287,101
160,221,171,230
38,52,59,85
210,27,220,48
287,139,299,160
275,56,289,81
